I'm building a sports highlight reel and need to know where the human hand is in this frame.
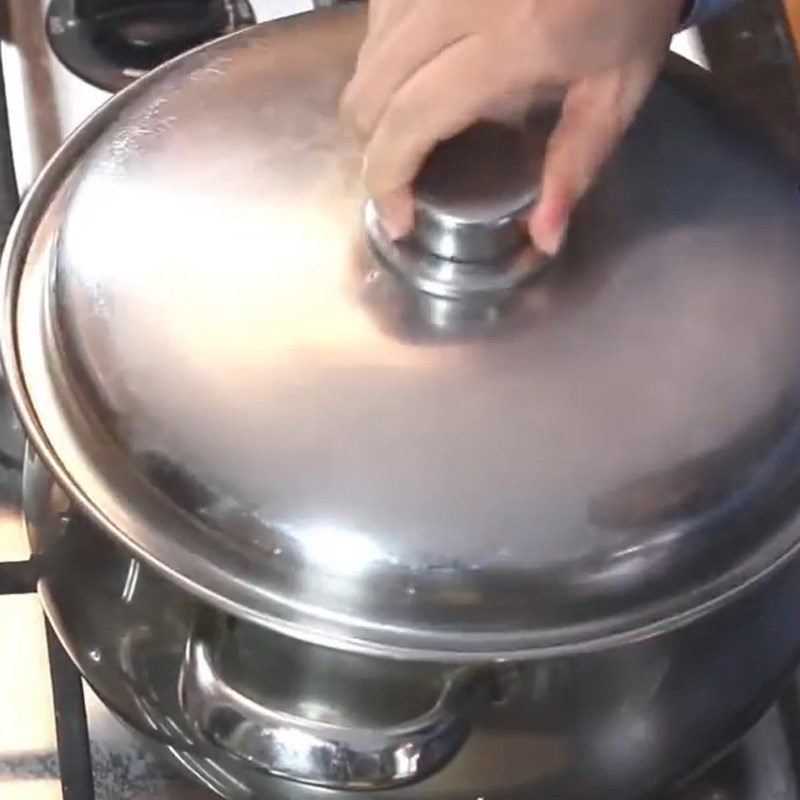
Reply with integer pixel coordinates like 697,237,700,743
341,0,686,255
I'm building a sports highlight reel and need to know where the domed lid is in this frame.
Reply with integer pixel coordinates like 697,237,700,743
6,5,800,660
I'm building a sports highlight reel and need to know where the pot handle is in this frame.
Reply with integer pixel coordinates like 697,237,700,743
178,614,494,790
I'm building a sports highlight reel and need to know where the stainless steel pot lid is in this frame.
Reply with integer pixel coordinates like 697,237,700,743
6,5,800,661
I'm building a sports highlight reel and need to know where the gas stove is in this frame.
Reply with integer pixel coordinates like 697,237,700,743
0,0,319,194
0,1,798,799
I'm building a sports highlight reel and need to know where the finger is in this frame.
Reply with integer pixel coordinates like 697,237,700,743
354,0,414,71
361,35,515,202
370,87,554,242
529,62,657,256
341,14,472,145
367,0,414,34
373,186,415,240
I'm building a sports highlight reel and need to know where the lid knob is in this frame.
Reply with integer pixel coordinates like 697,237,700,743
413,123,537,263
366,122,548,300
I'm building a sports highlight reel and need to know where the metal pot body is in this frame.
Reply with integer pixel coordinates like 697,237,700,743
25,450,800,800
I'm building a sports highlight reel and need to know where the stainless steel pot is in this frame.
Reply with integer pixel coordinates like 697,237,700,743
6,5,800,800
22,455,800,800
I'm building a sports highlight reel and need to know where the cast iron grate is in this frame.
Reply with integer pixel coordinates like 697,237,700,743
0,557,95,800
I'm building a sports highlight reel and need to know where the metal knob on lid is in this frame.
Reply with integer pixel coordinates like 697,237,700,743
366,122,548,300
414,123,538,263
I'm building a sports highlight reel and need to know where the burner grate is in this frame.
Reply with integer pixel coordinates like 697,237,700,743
0,557,95,800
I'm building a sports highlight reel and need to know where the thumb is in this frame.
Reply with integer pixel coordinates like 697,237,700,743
529,63,657,256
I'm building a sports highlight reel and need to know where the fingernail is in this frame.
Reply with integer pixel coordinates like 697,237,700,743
381,215,407,241
529,191,571,257
529,214,568,257
375,190,414,241
540,222,567,257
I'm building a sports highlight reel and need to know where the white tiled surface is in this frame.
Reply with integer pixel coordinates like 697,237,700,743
0,595,59,800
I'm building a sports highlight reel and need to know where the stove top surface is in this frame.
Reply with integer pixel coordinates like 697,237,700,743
0,0,798,798
0,0,318,193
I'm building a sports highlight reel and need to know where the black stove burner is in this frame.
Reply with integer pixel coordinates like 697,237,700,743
46,0,256,92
